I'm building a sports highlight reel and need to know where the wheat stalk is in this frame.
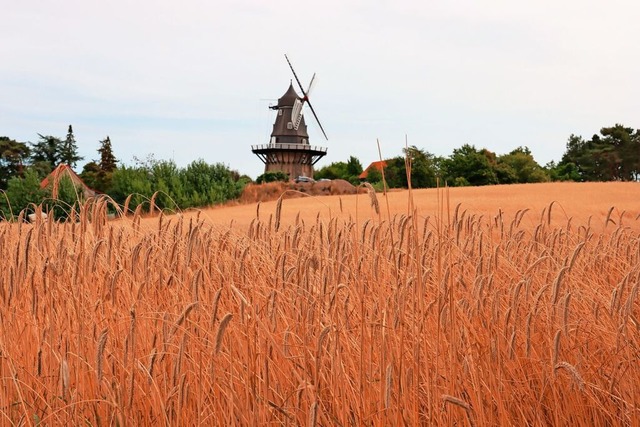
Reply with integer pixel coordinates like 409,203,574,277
215,313,233,354
96,328,108,382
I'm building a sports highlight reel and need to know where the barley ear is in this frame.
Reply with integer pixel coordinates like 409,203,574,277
215,313,233,354
97,328,108,382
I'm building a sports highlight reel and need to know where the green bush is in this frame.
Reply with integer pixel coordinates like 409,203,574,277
256,171,289,184
0,168,46,220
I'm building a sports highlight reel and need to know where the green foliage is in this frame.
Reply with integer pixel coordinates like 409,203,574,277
314,162,347,180
497,147,549,183
150,160,185,210
80,136,120,194
547,161,581,182
110,165,154,212
314,155,363,185
0,168,84,220
180,160,243,208
345,156,363,182
559,125,640,181
441,144,498,186
80,161,101,191
97,136,118,192
402,146,439,188
29,126,83,173
256,170,289,184
0,168,45,220
365,165,382,184
379,147,440,189
98,136,118,173
42,175,82,220
109,159,246,213
60,125,83,168
30,134,62,170
0,136,30,190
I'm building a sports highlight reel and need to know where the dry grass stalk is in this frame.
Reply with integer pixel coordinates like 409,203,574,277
442,394,475,426
275,196,283,232
361,183,380,216
215,313,233,354
96,328,108,382
555,361,585,391
171,301,198,337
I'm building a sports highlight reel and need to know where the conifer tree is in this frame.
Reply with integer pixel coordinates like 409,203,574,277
98,136,117,173
60,125,83,168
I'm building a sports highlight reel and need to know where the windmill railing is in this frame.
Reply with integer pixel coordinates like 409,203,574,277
251,143,327,153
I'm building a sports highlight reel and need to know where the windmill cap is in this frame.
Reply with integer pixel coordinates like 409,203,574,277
277,83,301,107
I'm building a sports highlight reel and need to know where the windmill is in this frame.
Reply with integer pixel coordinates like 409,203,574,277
252,55,328,179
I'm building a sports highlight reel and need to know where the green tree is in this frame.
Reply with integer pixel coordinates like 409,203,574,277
109,158,246,213
365,165,382,184
80,161,101,190
382,157,404,188
98,136,118,173
97,136,117,192
314,161,349,181
315,155,364,184
599,124,640,180
0,168,46,219
559,125,640,181
109,165,154,212
30,134,62,173
150,159,185,210
441,144,498,186
546,160,581,181
80,136,119,194
60,125,83,168
0,137,30,190
401,145,439,188
180,160,243,207
497,147,549,183
345,156,363,184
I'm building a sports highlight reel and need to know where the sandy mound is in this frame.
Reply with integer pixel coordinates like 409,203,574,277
238,179,364,204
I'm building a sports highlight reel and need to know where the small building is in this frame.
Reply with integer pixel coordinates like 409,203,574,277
359,160,387,180
40,164,98,199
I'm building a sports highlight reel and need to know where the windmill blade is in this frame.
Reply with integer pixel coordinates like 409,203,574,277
285,54,327,139
305,99,329,140
291,98,303,130
305,73,316,99
285,54,307,97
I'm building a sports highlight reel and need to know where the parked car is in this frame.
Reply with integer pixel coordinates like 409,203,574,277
295,176,315,183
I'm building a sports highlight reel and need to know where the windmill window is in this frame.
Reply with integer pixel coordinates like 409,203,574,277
278,110,283,116
287,122,293,129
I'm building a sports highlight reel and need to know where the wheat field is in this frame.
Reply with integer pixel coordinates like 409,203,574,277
1,182,639,425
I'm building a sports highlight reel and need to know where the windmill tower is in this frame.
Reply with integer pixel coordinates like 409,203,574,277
252,55,328,179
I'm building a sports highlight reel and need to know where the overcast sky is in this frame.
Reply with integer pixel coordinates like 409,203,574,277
2,1,638,178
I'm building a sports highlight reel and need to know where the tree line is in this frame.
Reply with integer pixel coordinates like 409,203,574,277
0,126,248,219
314,124,639,188
1,123,637,219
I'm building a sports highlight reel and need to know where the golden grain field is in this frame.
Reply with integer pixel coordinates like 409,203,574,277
1,182,639,425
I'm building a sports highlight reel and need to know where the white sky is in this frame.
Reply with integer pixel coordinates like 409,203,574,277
2,1,638,178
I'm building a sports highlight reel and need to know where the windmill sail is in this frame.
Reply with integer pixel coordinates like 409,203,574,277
291,98,303,130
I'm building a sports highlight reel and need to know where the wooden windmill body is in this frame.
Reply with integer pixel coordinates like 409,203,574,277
252,55,328,179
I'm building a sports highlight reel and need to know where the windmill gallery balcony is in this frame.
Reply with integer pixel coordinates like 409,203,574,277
251,143,327,166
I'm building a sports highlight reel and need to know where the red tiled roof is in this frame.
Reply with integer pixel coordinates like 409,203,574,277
40,164,98,198
359,160,387,179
